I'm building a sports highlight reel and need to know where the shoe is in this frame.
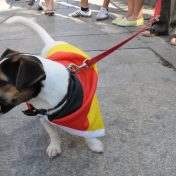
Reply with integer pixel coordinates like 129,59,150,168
43,10,55,16
96,7,109,21
69,9,92,17
112,18,144,26
34,0,44,10
112,17,121,25
111,16,126,25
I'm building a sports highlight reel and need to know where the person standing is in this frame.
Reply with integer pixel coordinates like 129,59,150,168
142,0,176,46
112,0,144,26
69,0,110,21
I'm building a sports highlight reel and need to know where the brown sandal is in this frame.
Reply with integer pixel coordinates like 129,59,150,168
42,10,55,16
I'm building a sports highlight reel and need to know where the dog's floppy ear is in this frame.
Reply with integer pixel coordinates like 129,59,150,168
0,55,46,90
1,48,20,59
16,57,46,90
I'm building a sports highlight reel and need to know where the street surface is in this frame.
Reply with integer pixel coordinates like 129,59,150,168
0,0,176,175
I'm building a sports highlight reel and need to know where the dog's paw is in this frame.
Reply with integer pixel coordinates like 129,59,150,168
85,138,104,153
46,142,61,159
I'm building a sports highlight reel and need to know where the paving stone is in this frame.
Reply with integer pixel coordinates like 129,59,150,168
1,1,176,176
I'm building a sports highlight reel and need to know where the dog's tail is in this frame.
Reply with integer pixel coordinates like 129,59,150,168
5,16,55,46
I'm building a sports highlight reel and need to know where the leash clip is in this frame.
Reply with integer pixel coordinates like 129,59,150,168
68,59,89,73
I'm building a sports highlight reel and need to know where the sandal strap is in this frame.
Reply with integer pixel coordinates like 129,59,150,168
43,10,55,15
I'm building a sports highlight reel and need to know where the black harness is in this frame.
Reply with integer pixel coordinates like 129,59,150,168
23,72,83,121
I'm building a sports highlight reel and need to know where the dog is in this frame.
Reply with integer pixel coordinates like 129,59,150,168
0,16,105,158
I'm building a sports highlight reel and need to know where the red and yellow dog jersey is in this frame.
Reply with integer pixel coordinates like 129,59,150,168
43,43,105,138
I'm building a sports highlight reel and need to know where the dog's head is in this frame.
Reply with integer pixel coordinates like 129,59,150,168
0,49,46,114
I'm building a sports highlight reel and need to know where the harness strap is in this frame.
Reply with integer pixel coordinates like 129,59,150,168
24,94,68,116
24,71,83,118
23,104,47,116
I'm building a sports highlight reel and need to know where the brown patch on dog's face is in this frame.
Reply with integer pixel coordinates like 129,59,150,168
0,70,8,81
0,84,33,104
0,49,46,113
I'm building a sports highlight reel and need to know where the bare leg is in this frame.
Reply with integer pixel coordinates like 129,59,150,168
102,0,110,9
48,0,54,10
80,0,89,8
44,0,49,9
40,118,61,158
44,0,54,10
127,0,144,20
85,138,104,153
133,0,144,19
69,0,91,17
127,0,134,17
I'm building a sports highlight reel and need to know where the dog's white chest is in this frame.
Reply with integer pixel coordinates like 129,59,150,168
30,58,69,109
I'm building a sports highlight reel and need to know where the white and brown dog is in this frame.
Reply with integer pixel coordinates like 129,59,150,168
0,17,105,158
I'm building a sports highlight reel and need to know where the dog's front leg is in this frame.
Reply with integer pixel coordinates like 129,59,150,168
40,117,61,158
85,138,104,153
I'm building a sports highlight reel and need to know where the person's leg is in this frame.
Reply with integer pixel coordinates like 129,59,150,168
127,0,144,20
45,0,54,10
142,0,171,37
80,0,90,13
47,0,54,11
102,0,110,9
43,0,55,15
127,0,134,17
169,0,176,45
45,0,49,8
80,0,88,8
69,0,91,17
154,0,170,34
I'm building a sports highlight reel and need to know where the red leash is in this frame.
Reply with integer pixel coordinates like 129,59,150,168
27,0,161,113
68,0,161,72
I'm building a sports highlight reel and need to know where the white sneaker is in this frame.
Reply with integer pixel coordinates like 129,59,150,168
69,9,92,17
96,7,109,21
34,0,44,10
